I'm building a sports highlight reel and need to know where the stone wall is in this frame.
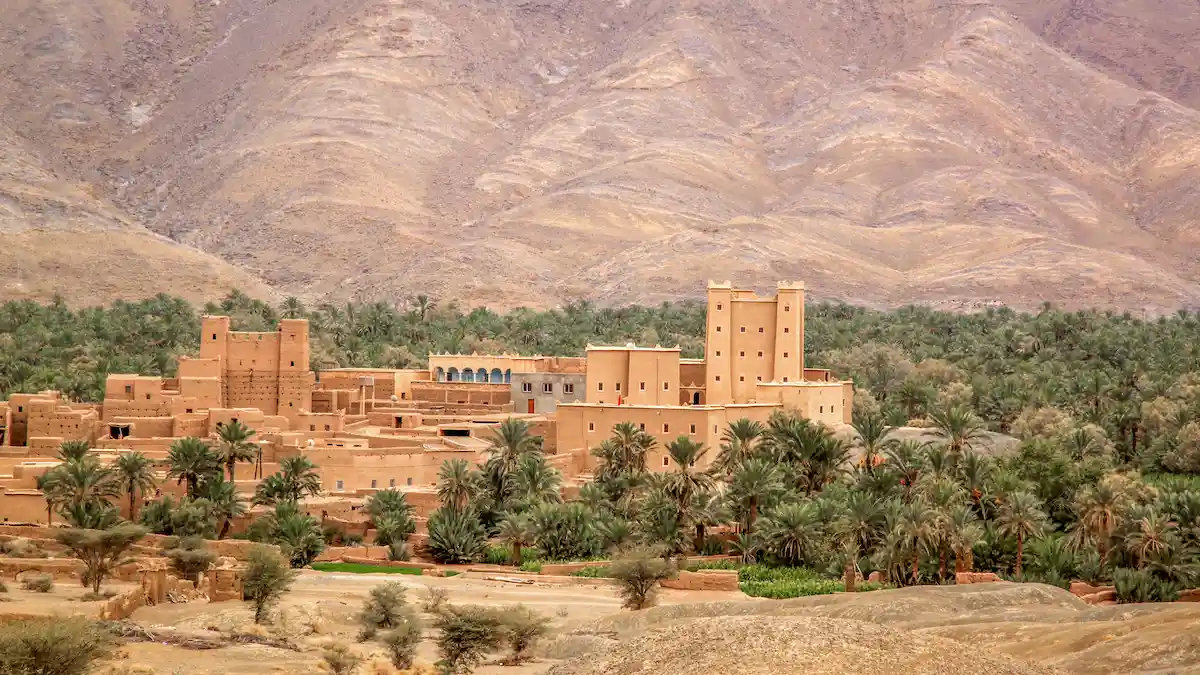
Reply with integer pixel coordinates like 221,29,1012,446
661,570,739,591
955,572,1004,584
0,557,84,580
98,588,145,620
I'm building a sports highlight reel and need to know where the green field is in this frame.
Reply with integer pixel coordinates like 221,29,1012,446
311,562,431,575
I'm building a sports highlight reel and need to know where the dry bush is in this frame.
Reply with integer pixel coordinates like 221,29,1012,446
0,538,47,559
21,574,53,593
79,590,119,602
608,548,678,610
432,605,504,675
0,578,8,593
420,586,449,615
499,604,550,664
244,545,297,624
321,642,362,675
94,666,156,675
380,616,423,670
0,616,116,675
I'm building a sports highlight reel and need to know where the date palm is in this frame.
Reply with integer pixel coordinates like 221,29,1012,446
894,499,939,584
996,491,1048,578
660,437,714,529
114,451,157,520
1073,477,1132,561
437,458,476,511
510,453,562,506
197,474,246,539
497,513,536,565
928,404,988,462
851,413,894,473
41,455,120,517
215,419,257,484
1124,510,1177,566
56,439,92,463
946,505,984,573
167,437,219,499
726,457,785,534
760,501,822,566
714,418,767,474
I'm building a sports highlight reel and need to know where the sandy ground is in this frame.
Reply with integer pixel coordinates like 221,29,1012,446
120,571,739,675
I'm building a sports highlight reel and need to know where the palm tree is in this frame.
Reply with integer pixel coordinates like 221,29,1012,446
660,437,714,528
688,490,727,552
1073,477,1132,561
838,491,885,555
278,456,322,502
497,513,536,565
510,453,562,506
946,505,984,573
279,296,306,319
852,413,894,473
197,474,247,539
957,451,993,517
41,455,120,517
167,437,219,499
996,491,1049,578
215,420,257,484
374,511,416,561
760,502,822,566
114,451,156,520
437,459,476,511
56,440,92,463
609,422,655,475
714,418,767,473
35,472,59,525
894,499,939,584
928,404,988,462
1124,511,1177,567
884,440,926,501
725,458,784,534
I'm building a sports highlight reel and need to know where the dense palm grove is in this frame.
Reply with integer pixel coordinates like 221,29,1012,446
6,290,1200,601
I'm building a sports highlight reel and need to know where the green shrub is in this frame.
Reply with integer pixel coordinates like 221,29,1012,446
243,545,297,624
0,616,116,675
357,581,409,641
433,605,505,674
734,565,884,598
164,536,216,584
608,548,677,610
310,562,424,575
529,502,601,562
688,559,743,571
427,507,488,564
518,561,543,573
1113,567,1183,603
21,574,53,593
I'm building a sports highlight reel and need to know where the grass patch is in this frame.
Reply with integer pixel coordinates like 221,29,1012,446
687,559,743,572
518,561,543,573
311,562,425,575
444,571,460,577
736,565,885,598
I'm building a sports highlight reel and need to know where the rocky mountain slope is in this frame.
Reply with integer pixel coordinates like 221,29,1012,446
2,0,1198,310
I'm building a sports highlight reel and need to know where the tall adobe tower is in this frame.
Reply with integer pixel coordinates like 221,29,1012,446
704,281,805,405
199,316,312,421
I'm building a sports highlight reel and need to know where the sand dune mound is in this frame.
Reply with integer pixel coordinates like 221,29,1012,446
546,615,1053,675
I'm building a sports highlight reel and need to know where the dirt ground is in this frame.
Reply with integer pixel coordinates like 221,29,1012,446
13,573,1200,675
118,571,738,675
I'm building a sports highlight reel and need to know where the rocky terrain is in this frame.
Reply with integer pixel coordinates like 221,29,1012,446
1,0,1199,310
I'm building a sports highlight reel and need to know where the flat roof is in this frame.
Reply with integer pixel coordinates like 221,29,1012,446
557,402,779,411
585,344,680,352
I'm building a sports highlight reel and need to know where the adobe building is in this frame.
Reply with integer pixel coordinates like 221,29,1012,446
511,372,586,414
556,281,852,473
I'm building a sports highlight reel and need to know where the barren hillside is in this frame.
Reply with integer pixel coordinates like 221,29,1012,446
2,0,1198,309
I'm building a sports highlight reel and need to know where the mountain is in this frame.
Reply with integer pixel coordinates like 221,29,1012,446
1,0,1198,310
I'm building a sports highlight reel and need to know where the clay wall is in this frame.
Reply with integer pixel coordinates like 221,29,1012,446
25,399,98,444
511,373,585,414
753,382,849,426
411,383,511,406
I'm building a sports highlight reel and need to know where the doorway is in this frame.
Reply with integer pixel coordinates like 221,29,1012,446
527,399,536,414
692,392,701,405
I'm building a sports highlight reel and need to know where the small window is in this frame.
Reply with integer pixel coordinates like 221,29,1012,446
689,424,696,434
716,326,722,332
756,376,762,382
713,425,718,433
598,383,604,391
335,480,344,490
16,406,21,413
616,383,621,391
739,351,745,357
290,361,295,367
406,477,413,486
758,351,764,358
758,327,764,333
820,406,824,413
663,456,670,467
588,422,595,432
783,377,789,382
390,478,396,487
716,303,722,310
310,425,316,431
784,352,790,358
289,402,293,407
716,350,721,357
640,382,646,391
543,383,553,394
522,382,533,393
785,305,791,312
663,381,669,390
564,383,574,394
740,326,746,333
739,376,745,382
715,375,721,382
124,385,132,394
832,406,836,413
145,393,151,400
324,424,331,431
784,327,790,333
639,423,645,431
371,479,377,488
186,408,193,414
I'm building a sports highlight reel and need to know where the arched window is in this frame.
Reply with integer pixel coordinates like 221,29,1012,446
491,368,503,383
504,369,512,384
447,367,460,382
463,368,474,382
435,367,445,382
692,391,701,405
476,369,487,383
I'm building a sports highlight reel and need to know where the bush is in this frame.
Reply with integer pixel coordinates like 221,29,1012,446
1113,567,1183,603
518,561,543,573
433,605,504,674
529,502,600,562
0,578,8,593
0,616,116,675
608,548,677,610
21,574,53,593
320,642,361,675
357,581,409,641
79,590,119,602
0,538,47,559
164,536,216,584
243,545,297,624
499,604,550,664
421,586,450,615
427,507,487,564
380,615,423,670
569,565,610,578
55,524,147,593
